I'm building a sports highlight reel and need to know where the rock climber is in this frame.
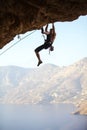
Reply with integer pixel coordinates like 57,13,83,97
34,23,56,66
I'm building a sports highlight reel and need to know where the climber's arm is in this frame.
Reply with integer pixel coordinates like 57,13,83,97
41,24,49,35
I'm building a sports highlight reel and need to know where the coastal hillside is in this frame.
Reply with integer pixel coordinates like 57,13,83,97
0,57,87,114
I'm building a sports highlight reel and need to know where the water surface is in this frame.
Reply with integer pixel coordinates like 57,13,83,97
0,104,87,130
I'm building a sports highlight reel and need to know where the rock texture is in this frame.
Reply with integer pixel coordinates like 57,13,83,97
74,101,87,115
0,0,87,48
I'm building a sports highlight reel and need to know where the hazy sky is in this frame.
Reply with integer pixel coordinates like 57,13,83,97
0,15,87,68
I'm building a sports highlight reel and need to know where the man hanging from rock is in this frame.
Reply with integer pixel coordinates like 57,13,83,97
35,23,56,66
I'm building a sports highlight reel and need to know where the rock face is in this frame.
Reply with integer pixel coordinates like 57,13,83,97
0,0,87,48
75,102,87,115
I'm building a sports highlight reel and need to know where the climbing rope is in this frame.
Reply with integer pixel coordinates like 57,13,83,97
0,30,36,56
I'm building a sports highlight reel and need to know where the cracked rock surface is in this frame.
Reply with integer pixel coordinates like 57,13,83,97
0,0,87,48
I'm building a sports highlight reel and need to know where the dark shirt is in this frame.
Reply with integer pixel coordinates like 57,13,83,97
46,34,51,42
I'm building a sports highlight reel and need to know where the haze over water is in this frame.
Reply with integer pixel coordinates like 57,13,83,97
0,104,87,130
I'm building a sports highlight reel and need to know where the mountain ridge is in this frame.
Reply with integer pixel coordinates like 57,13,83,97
0,57,87,114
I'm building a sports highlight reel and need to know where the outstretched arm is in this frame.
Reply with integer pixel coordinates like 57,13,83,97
41,24,49,35
45,24,48,32
52,23,55,33
51,23,56,43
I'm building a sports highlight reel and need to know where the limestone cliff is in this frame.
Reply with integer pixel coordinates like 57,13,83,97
74,101,87,115
0,0,87,48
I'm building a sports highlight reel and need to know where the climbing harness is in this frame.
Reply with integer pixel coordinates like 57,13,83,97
0,30,36,56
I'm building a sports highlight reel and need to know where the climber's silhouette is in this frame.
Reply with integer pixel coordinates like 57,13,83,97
35,23,56,66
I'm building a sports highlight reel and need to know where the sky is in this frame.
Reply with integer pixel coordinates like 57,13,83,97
0,15,87,68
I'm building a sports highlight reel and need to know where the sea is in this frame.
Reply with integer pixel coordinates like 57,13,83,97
0,103,87,130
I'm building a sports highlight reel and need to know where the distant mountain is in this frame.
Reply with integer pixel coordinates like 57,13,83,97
0,58,87,113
